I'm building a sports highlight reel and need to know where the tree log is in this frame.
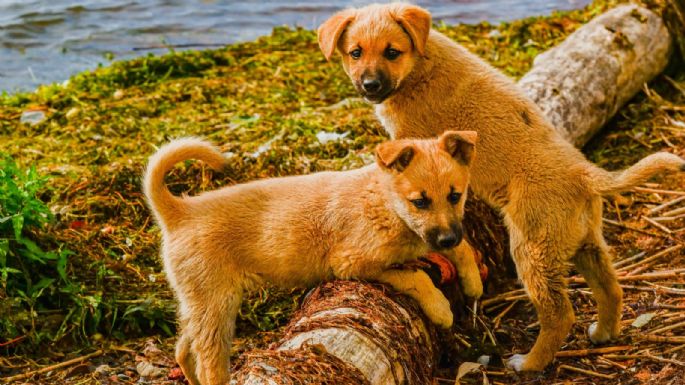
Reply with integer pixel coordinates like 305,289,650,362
232,281,437,385
232,5,673,384
518,4,671,147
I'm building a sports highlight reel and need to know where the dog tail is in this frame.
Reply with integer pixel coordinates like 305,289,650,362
143,137,226,225
592,152,685,196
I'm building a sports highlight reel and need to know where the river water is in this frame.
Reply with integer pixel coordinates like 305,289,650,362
0,0,590,93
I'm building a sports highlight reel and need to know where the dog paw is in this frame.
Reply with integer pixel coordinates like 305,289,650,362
422,293,453,329
505,354,528,372
588,322,616,344
462,278,483,299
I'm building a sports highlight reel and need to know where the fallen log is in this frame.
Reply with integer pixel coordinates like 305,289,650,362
518,4,672,147
232,5,673,384
233,281,437,385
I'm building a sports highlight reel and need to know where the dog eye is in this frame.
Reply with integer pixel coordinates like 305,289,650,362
410,198,431,209
448,191,462,204
384,48,401,60
350,48,362,60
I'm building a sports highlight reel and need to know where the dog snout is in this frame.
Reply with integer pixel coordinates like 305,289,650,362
429,225,463,250
437,231,458,249
359,72,392,102
362,78,382,93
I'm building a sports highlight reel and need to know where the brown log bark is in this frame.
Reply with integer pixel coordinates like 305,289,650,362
233,5,673,384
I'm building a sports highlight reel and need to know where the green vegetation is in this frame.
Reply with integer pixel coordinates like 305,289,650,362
0,155,73,344
1,0,682,359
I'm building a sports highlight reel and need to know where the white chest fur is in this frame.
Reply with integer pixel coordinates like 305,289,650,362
375,104,397,139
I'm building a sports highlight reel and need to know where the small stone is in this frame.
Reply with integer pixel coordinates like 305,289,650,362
66,107,79,120
20,109,46,126
315,130,349,144
632,312,655,328
487,29,501,38
95,364,111,375
477,355,490,366
136,361,165,379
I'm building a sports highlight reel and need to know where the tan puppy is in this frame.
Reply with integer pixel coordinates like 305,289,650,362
143,131,483,385
318,3,685,372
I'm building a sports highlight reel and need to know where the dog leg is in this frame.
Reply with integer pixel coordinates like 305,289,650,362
446,241,483,298
506,237,575,372
176,330,201,385
376,269,454,328
573,240,622,344
188,288,243,385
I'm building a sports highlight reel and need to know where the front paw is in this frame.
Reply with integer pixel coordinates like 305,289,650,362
505,354,527,372
461,276,483,299
505,353,547,372
588,321,620,344
421,291,453,328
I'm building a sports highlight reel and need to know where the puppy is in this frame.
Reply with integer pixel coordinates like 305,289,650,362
143,131,483,385
318,3,685,372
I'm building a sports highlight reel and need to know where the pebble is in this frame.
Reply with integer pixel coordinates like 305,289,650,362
65,107,79,120
20,109,46,126
94,364,111,375
136,361,165,379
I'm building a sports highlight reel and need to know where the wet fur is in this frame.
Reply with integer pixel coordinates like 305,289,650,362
143,132,483,385
319,3,685,372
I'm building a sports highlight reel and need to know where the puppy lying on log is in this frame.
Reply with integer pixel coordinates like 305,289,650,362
143,131,484,385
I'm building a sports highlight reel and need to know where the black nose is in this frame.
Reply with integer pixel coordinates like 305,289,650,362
362,78,381,93
437,232,458,249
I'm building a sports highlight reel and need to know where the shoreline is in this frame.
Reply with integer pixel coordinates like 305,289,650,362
0,1,597,95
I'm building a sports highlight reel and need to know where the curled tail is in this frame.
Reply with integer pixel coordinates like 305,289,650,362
143,137,226,226
593,152,685,195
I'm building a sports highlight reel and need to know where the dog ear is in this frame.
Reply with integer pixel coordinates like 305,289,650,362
318,9,356,61
376,141,415,172
392,4,431,56
439,130,477,165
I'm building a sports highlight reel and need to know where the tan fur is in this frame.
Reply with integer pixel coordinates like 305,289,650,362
143,132,483,385
319,3,685,372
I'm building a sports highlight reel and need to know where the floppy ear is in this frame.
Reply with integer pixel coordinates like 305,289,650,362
376,141,415,172
392,4,431,56
317,9,356,61
439,130,477,165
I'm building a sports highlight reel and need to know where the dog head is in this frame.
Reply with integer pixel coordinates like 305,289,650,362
376,130,477,251
318,3,431,103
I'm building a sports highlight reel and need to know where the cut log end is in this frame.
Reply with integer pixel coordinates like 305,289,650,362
232,281,438,385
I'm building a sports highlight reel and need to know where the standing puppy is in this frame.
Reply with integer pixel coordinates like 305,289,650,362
318,3,685,372
144,131,483,385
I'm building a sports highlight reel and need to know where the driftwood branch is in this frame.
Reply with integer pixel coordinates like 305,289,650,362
232,5,674,384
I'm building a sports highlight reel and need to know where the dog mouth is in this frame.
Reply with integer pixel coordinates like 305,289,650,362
359,87,394,104
355,74,394,104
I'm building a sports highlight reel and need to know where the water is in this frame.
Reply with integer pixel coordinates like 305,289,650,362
0,0,591,93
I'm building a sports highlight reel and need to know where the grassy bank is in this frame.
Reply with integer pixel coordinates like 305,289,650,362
1,0,684,383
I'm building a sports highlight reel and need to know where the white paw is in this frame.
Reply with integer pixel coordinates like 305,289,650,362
506,354,527,372
588,322,611,344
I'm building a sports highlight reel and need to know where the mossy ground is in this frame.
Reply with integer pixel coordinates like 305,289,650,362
1,0,684,383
